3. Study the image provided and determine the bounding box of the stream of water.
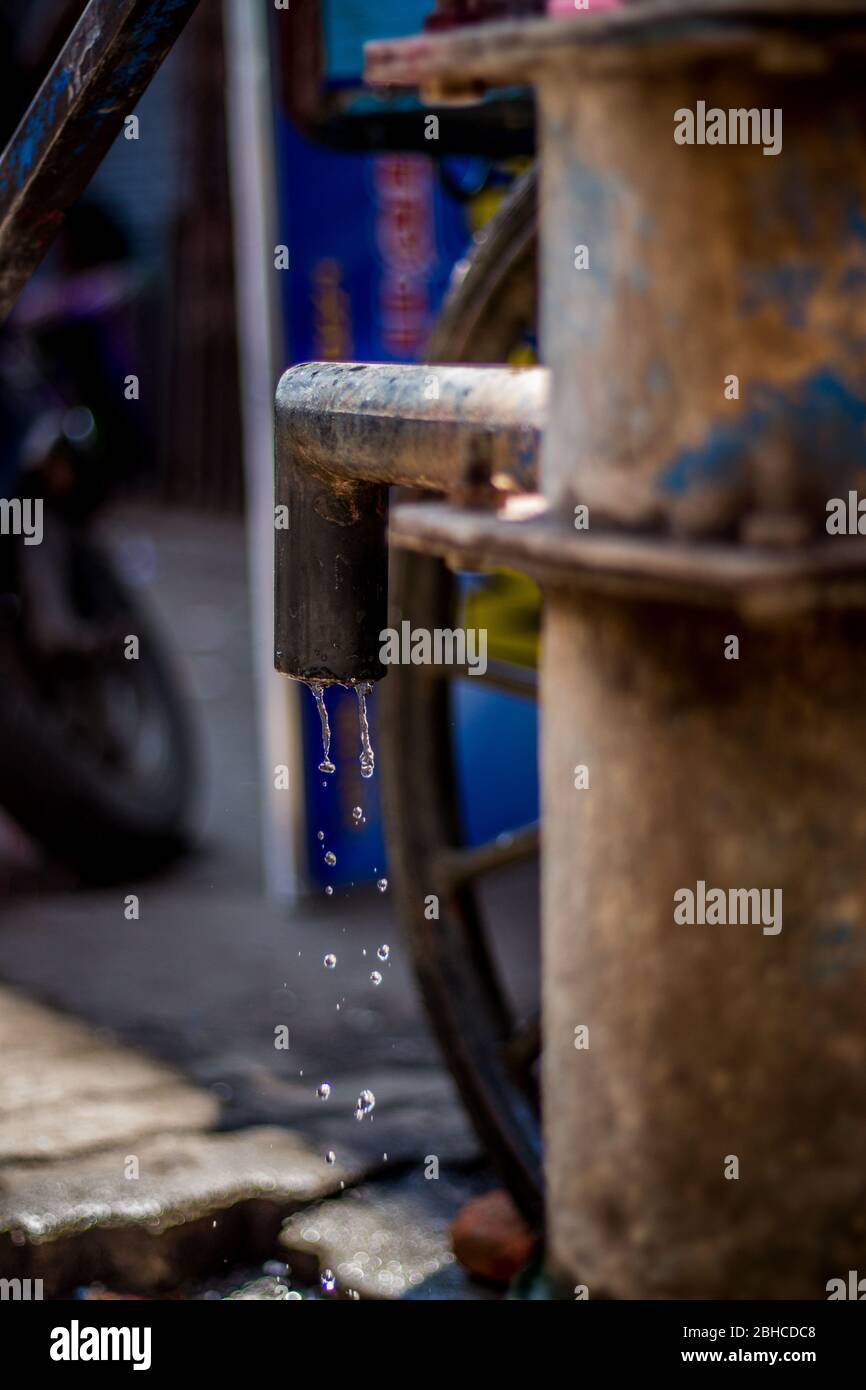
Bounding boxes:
[304,679,376,781]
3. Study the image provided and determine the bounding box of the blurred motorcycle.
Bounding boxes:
[0,214,196,883]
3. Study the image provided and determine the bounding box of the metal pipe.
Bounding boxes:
[0,0,202,320]
[274,362,546,685]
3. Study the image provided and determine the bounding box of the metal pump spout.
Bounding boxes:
[273,360,547,686]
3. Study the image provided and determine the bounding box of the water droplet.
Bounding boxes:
[308,682,336,774]
[317,831,324,841]
[352,806,363,824]
[355,682,375,780]
[370,971,382,986]
[324,954,337,969]
[377,944,390,962]
[317,1082,332,1101]
[325,886,333,897]
[324,851,336,866]
[376,878,388,894]
[325,1150,336,1166]
[354,1088,375,1120]
[321,1269,336,1293]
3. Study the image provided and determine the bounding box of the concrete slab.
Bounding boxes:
[0,1127,366,1296]
[0,986,370,1295]
[0,988,218,1163]
[280,1169,500,1301]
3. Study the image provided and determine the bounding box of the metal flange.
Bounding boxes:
[390,497,866,615]
[366,1,866,94]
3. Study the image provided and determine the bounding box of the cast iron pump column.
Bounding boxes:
[277,1,866,1298]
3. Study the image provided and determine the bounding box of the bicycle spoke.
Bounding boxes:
[433,821,539,891]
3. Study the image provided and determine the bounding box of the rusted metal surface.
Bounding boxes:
[274,0,866,1297]
[276,362,544,495]
[365,2,866,91]
[361,0,866,1299]
[385,5,866,565]
[543,588,866,1298]
[537,29,866,546]
[389,500,866,613]
[273,363,546,685]
[0,0,202,320]
[485,3,866,1300]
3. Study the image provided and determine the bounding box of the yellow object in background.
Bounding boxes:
[463,570,541,671]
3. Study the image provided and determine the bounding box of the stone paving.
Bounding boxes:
[0,509,506,1299]
[0,989,218,1165]
[280,1169,499,1301]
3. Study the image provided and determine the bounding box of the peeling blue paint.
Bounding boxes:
[0,0,198,200]
[657,422,745,497]
[843,193,866,248]
[0,0,201,316]
[841,266,866,294]
[739,264,820,330]
[3,64,73,193]
[808,919,866,984]
[566,161,613,298]
[658,370,866,497]
[645,362,671,397]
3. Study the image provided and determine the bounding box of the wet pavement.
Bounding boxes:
[0,507,506,1299]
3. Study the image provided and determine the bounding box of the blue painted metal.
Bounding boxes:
[0,0,201,319]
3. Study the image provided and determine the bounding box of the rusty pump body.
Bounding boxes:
[275,1,866,1297]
